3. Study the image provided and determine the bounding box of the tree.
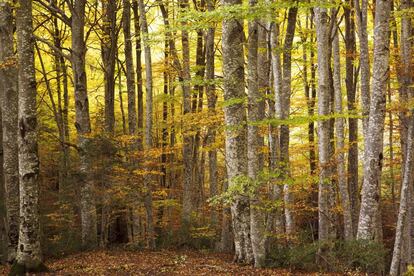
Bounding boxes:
[72,0,97,249]
[247,0,265,266]
[102,0,118,134]
[333,24,353,240]
[123,0,137,135]
[315,5,334,243]
[10,0,46,272]
[0,1,19,262]
[279,6,297,237]
[138,0,155,249]
[222,0,252,263]
[357,0,391,240]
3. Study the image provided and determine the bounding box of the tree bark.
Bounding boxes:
[13,0,46,271]
[247,0,265,266]
[205,0,218,227]
[269,20,285,237]
[180,0,195,226]
[132,0,144,146]
[101,0,118,134]
[0,1,19,262]
[71,0,97,249]
[333,30,353,240]
[354,0,370,140]
[344,3,359,237]
[222,0,252,263]
[123,0,137,136]
[138,0,155,249]
[390,105,414,276]
[315,6,333,242]
[279,7,297,237]
[357,0,390,240]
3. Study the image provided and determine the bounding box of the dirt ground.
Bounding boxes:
[0,249,361,275]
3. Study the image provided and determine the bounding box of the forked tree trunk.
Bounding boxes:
[357,0,391,241]
[222,0,252,263]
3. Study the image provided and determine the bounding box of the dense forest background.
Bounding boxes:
[1,0,414,274]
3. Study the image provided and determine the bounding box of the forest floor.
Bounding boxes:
[0,249,361,275]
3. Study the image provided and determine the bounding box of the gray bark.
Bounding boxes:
[390,0,413,273]
[222,0,252,263]
[390,107,414,276]
[315,6,333,241]
[333,31,353,240]
[270,20,284,237]
[280,7,297,237]
[0,1,19,262]
[14,0,44,269]
[354,0,370,140]
[138,0,155,249]
[357,0,390,240]
[247,0,265,266]
[71,0,97,248]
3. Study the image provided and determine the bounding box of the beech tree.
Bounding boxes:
[357,0,391,241]
[0,1,19,262]
[10,0,46,272]
[222,0,251,263]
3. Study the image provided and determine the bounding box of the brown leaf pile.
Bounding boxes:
[0,249,361,275]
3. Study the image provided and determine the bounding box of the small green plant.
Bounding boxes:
[267,239,387,274]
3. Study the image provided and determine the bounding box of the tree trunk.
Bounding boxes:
[12,0,46,271]
[344,2,359,237]
[279,7,297,237]
[118,61,127,135]
[138,0,155,249]
[269,20,284,237]
[123,0,137,136]
[102,0,117,134]
[247,0,265,266]
[357,0,390,240]
[180,0,195,227]
[71,0,97,249]
[354,0,370,140]
[222,0,252,263]
[390,107,414,276]
[132,0,144,146]
[315,6,333,242]
[0,1,19,263]
[205,0,218,227]
[333,30,353,240]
